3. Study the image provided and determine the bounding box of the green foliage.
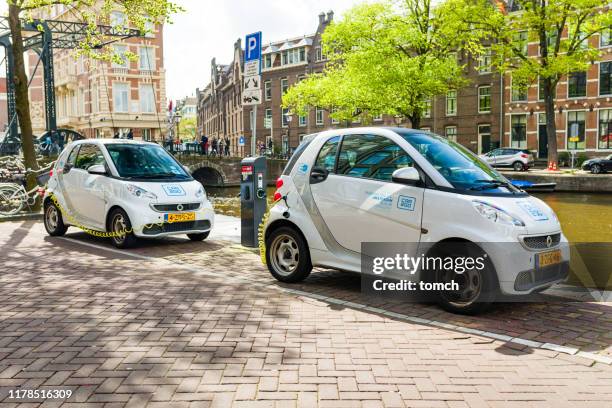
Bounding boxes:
[178,116,196,141]
[283,0,489,127]
[575,152,589,168]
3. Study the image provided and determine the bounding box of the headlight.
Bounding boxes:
[126,184,157,199]
[195,186,207,199]
[472,201,525,227]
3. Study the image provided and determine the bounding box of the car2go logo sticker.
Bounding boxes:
[516,200,549,221]
[397,195,416,211]
[162,185,186,196]
[297,163,309,175]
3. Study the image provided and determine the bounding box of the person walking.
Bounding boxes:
[219,138,225,157]
[211,138,218,157]
[225,137,231,157]
[200,135,208,155]
[126,129,134,140]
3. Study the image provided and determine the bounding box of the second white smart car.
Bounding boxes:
[264,128,569,314]
[43,139,214,248]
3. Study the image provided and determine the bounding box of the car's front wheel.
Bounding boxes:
[432,243,498,315]
[109,208,137,249]
[266,226,312,283]
[187,231,209,241]
[44,200,68,237]
[591,164,602,174]
[513,161,524,172]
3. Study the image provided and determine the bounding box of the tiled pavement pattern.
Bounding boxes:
[0,221,611,407]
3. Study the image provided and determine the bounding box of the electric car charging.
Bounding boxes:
[43,139,215,248]
[263,127,570,314]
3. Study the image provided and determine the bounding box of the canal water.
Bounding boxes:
[207,187,611,288]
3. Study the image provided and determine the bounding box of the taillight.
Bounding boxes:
[521,154,529,159]
[276,177,284,189]
[49,169,53,177]
[273,192,282,202]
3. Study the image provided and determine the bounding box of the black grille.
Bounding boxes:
[143,220,211,235]
[152,203,201,212]
[522,233,561,250]
[514,262,569,291]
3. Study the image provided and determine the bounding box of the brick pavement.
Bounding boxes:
[0,220,611,407]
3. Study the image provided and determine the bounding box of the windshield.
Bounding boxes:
[396,130,520,194]
[105,143,191,181]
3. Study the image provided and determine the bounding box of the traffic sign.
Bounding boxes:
[245,32,262,62]
[243,75,260,91]
[243,89,262,105]
[239,136,245,146]
[244,60,259,77]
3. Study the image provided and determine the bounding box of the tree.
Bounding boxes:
[452,0,612,165]
[283,0,487,128]
[178,116,197,141]
[6,0,180,210]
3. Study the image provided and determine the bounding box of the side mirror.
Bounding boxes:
[392,167,421,186]
[63,163,73,174]
[88,164,107,176]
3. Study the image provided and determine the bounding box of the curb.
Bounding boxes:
[0,212,42,223]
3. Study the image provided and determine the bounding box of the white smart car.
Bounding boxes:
[264,128,569,314]
[43,139,214,248]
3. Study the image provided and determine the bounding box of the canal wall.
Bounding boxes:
[502,171,612,193]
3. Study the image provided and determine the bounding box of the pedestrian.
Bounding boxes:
[113,130,120,139]
[219,138,226,157]
[200,135,208,155]
[126,129,134,140]
[165,133,173,151]
[225,137,231,157]
[211,138,218,157]
[268,139,273,157]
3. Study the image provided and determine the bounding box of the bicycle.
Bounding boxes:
[0,162,54,216]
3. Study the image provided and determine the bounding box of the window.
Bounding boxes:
[420,127,431,132]
[144,18,155,38]
[568,71,587,98]
[282,108,290,127]
[600,62,612,95]
[511,115,527,149]
[264,108,272,129]
[514,31,528,55]
[423,100,431,118]
[112,44,128,69]
[142,129,152,141]
[331,108,339,125]
[511,82,527,102]
[445,126,457,142]
[299,114,307,127]
[315,47,323,62]
[478,124,491,154]
[113,82,129,112]
[336,134,414,182]
[281,135,289,154]
[139,46,155,71]
[567,111,586,150]
[92,83,99,113]
[599,109,612,149]
[281,48,305,66]
[478,86,491,113]
[75,144,106,170]
[281,78,288,94]
[601,28,612,47]
[446,90,457,116]
[478,48,492,73]
[314,136,340,172]
[139,84,155,113]
[373,114,383,122]
[538,76,556,101]
[316,108,324,125]
[264,80,272,101]
[110,11,126,30]
[263,54,272,69]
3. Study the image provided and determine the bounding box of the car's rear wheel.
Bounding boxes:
[187,231,209,241]
[266,226,312,283]
[44,200,67,236]
[591,164,602,174]
[433,243,498,315]
[109,208,137,249]
[513,161,524,172]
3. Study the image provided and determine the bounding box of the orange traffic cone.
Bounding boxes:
[547,161,553,171]
[552,162,558,171]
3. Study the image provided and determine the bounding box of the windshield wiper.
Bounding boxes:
[469,179,513,191]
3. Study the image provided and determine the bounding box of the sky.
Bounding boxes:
[163,0,359,101]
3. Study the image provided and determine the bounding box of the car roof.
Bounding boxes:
[71,138,159,146]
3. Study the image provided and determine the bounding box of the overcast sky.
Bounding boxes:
[164,0,359,101]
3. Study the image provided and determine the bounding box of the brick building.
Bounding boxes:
[28,3,167,141]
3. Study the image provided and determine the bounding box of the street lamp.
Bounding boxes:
[286,114,293,157]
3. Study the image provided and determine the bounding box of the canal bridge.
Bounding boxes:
[177,156,288,187]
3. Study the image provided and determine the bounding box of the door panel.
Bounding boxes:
[70,144,108,228]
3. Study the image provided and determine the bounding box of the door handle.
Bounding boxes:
[310,166,329,184]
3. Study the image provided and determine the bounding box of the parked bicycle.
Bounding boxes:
[0,162,54,216]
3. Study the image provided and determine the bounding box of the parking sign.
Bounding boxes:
[245,32,262,62]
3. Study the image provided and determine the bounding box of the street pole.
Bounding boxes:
[252,105,257,157]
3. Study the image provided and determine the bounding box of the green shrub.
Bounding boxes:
[575,153,589,168]
[558,151,570,166]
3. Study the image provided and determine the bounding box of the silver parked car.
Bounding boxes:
[480,148,534,171]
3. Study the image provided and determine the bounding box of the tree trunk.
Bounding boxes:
[408,114,420,129]
[8,4,40,210]
[543,77,558,167]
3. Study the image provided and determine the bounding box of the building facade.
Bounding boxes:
[28,3,167,141]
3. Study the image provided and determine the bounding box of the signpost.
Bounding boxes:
[244,32,262,157]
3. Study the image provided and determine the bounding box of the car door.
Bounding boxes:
[483,149,499,165]
[70,143,109,229]
[310,133,424,254]
[605,155,612,171]
[57,144,82,216]
[495,149,514,166]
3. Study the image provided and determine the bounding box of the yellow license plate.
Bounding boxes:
[537,249,562,268]
[165,212,195,223]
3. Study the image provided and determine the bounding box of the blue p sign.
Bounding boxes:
[245,32,262,62]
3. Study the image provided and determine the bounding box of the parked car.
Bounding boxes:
[480,148,534,171]
[581,154,612,174]
[264,128,569,314]
[43,139,215,248]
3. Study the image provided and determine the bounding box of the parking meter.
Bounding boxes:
[241,156,267,247]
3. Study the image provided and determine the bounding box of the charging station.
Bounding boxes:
[240,156,267,247]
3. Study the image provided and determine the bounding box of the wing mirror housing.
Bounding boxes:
[88,164,107,176]
[392,167,421,186]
